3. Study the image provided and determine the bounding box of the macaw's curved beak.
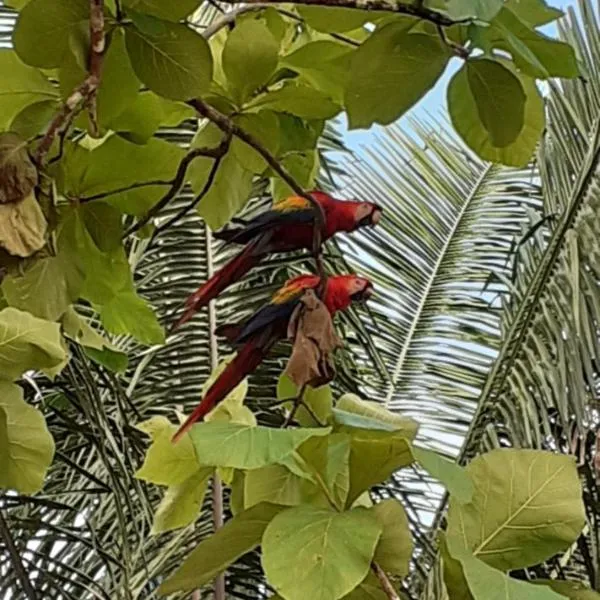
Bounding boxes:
[370,206,383,226]
[352,281,374,303]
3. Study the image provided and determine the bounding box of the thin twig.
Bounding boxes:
[436,24,470,59]
[80,180,173,202]
[0,509,37,600]
[123,138,231,237]
[282,384,307,428]
[216,0,465,26]
[34,0,106,166]
[201,4,265,38]
[372,563,401,600]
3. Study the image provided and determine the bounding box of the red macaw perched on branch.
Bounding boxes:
[171,191,382,330]
[171,273,374,442]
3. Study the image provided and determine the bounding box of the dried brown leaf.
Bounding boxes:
[0,132,38,204]
[284,289,343,389]
[0,191,47,257]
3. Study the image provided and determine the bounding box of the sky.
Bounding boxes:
[341,0,576,152]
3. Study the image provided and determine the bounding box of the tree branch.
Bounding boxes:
[372,563,401,600]
[123,138,231,237]
[0,508,37,600]
[216,0,461,26]
[187,98,326,281]
[34,0,106,166]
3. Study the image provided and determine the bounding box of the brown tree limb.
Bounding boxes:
[123,138,231,237]
[216,0,463,26]
[34,0,106,166]
[372,563,401,600]
[187,98,326,282]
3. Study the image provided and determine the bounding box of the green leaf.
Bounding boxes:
[2,210,85,321]
[346,429,414,506]
[464,58,526,148]
[62,306,116,351]
[188,124,254,230]
[122,0,201,21]
[439,533,473,600]
[270,150,319,201]
[110,92,195,143]
[278,114,324,153]
[460,555,568,600]
[413,446,474,503]
[100,289,164,345]
[425,0,503,21]
[189,422,331,470]
[10,100,57,139]
[125,13,212,101]
[159,502,284,594]
[0,308,67,380]
[247,79,341,120]
[505,0,563,27]
[281,41,352,104]
[84,346,128,373]
[532,580,600,600]
[370,499,412,577]
[446,449,585,571]
[345,26,450,129]
[61,135,185,215]
[297,6,381,33]
[262,505,382,600]
[448,59,544,166]
[342,572,389,600]
[231,111,280,174]
[277,376,334,427]
[13,0,89,68]
[0,381,54,493]
[487,8,579,79]
[0,51,59,131]
[151,467,213,534]
[135,416,199,486]
[334,394,419,437]
[223,18,279,103]
[59,28,140,130]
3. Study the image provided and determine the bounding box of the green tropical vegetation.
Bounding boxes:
[1,0,600,599]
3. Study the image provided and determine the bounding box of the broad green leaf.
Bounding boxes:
[223,19,279,103]
[110,92,195,143]
[84,346,128,373]
[371,499,412,576]
[342,572,389,600]
[122,0,201,21]
[231,111,280,174]
[297,6,382,33]
[532,580,600,599]
[277,374,333,427]
[189,422,331,469]
[59,29,140,130]
[281,41,352,104]
[261,7,289,43]
[230,469,245,515]
[335,394,418,437]
[2,210,85,321]
[0,308,67,380]
[463,58,526,148]
[505,0,563,27]
[439,533,473,600]
[80,201,123,252]
[460,555,567,600]
[345,26,450,129]
[125,13,212,101]
[346,429,414,506]
[446,449,585,571]
[263,505,382,600]
[13,0,88,68]
[100,289,164,345]
[270,150,319,201]
[159,502,284,594]
[188,124,254,230]
[0,381,54,493]
[413,446,474,503]
[0,51,58,130]
[151,467,213,534]
[425,0,503,21]
[135,416,199,486]
[61,136,185,215]
[448,59,544,166]
[488,8,579,79]
[10,100,57,139]
[247,80,341,120]
[62,306,117,352]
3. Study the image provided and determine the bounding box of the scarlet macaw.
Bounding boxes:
[171,273,374,442]
[172,191,381,330]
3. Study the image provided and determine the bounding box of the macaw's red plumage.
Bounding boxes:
[171,274,374,442]
[171,191,382,330]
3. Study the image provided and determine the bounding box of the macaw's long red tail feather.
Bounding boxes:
[171,241,263,331]
[171,343,266,443]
